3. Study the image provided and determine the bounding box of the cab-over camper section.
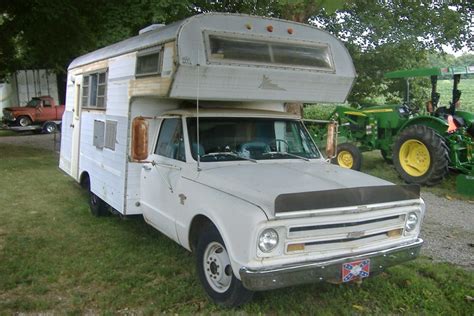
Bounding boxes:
[59,13,356,215]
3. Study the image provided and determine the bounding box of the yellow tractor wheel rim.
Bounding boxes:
[399,139,431,177]
[337,150,354,169]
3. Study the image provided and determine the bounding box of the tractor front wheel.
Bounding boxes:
[393,125,449,186]
[332,143,362,171]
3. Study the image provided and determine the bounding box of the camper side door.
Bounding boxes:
[140,118,186,242]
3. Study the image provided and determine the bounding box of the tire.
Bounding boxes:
[393,125,449,186]
[331,142,362,171]
[17,116,32,127]
[196,225,253,307]
[381,149,393,164]
[84,176,109,217]
[43,122,57,134]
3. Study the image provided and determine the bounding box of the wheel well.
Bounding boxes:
[17,114,33,121]
[189,215,215,252]
[79,172,90,189]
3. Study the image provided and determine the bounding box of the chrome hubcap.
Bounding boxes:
[46,124,55,133]
[203,241,232,293]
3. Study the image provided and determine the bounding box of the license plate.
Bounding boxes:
[342,259,370,283]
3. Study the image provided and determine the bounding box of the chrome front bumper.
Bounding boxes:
[240,238,423,291]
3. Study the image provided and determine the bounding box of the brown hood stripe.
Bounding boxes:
[275,184,420,213]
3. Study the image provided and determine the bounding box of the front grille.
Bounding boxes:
[284,202,420,256]
[289,215,401,232]
[2,110,13,120]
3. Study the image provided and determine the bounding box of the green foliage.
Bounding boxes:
[314,1,472,104]
[0,143,473,313]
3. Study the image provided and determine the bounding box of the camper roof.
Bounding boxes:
[162,108,300,119]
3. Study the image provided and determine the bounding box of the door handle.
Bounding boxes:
[142,165,152,171]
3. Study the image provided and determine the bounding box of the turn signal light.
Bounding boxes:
[387,229,402,238]
[287,243,305,252]
[267,25,273,32]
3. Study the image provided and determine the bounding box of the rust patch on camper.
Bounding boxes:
[129,77,172,97]
[80,60,109,74]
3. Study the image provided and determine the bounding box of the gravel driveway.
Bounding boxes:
[1,133,473,269]
[420,192,473,270]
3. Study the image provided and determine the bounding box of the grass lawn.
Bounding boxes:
[0,130,18,137]
[0,144,473,314]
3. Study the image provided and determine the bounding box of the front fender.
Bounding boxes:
[176,178,269,279]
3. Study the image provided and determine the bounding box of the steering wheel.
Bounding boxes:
[267,139,289,152]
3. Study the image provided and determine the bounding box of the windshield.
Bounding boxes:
[187,117,320,162]
[26,98,42,107]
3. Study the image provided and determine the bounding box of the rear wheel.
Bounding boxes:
[83,175,109,217]
[196,225,253,307]
[331,142,362,171]
[393,125,449,185]
[43,122,57,134]
[17,116,31,127]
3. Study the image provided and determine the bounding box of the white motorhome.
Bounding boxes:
[59,13,424,307]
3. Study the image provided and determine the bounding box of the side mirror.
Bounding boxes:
[325,121,338,159]
[131,116,149,161]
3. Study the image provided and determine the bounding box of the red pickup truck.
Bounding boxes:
[2,96,65,131]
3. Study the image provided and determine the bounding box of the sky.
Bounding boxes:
[442,44,473,57]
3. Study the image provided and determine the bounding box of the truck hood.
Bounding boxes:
[190,161,394,218]
[4,106,32,112]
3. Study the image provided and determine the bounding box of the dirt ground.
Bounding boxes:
[0,132,472,270]
[0,132,61,152]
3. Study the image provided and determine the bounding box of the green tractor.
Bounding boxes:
[327,66,474,196]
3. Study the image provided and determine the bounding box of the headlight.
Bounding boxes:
[258,228,279,253]
[405,212,419,232]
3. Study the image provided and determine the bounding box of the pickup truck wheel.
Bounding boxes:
[196,226,253,307]
[43,122,57,134]
[17,116,31,127]
[89,190,109,217]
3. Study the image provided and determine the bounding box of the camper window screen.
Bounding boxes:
[82,71,107,109]
[136,51,161,76]
[208,34,333,71]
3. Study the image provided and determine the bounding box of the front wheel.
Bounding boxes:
[17,116,32,127]
[196,225,253,307]
[331,142,362,171]
[393,125,449,186]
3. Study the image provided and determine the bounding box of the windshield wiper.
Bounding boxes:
[200,152,257,163]
[265,151,310,161]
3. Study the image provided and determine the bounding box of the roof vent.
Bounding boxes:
[139,24,166,35]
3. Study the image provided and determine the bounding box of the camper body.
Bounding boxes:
[59,13,424,307]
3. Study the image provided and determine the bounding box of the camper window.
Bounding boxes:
[136,47,162,76]
[206,34,333,71]
[82,70,107,109]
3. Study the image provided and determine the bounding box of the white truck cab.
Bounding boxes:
[59,13,424,307]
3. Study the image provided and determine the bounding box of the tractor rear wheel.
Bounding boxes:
[393,125,449,186]
[332,143,362,171]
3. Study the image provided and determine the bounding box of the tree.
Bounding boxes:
[313,1,473,104]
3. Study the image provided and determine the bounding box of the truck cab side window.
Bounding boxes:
[155,118,185,162]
